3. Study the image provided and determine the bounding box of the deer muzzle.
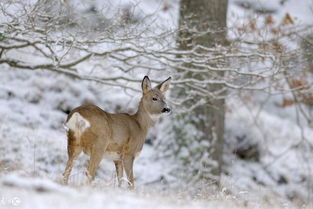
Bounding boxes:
[162,107,171,113]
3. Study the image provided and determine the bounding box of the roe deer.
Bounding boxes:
[63,76,171,189]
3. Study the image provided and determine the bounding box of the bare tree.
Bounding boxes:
[2,0,311,190]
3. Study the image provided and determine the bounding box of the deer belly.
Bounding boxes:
[103,152,121,161]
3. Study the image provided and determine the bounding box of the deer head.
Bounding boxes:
[141,76,171,115]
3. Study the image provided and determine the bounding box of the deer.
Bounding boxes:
[63,76,171,189]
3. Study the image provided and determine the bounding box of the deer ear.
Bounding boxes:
[142,76,151,94]
[156,77,171,93]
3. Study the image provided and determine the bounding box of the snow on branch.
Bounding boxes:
[0,0,311,112]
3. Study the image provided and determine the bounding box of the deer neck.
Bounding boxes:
[134,100,156,132]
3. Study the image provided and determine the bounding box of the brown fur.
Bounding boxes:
[63,76,171,189]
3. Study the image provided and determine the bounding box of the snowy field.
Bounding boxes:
[1,0,313,208]
[0,174,287,209]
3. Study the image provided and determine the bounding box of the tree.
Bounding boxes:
[173,0,228,184]
[1,0,303,188]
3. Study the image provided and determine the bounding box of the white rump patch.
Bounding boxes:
[65,112,90,138]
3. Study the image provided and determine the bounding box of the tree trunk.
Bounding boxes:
[175,0,228,183]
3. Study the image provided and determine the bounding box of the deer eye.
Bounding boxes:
[152,97,158,101]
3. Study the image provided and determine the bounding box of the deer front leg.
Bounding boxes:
[123,155,135,189]
[114,160,123,187]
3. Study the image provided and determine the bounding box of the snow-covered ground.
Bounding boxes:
[0,68,300,209]
[2,173,295,209]
[1,0,313,208]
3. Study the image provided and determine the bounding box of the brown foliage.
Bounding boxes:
[265,15,274,25]
[281,79,313,107]
[281,13,294,25]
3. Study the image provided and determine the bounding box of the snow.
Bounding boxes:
[224,94,313,205]
[0,174,301,209]
[1,69,306,209]
[1,0,313,208]
[231,0,313,24]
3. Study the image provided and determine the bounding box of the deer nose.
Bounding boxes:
[162,107,171,113]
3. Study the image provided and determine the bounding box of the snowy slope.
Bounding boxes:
[1,0,313,208]
[1,173,302,209]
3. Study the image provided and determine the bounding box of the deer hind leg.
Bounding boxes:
[123,155,135,189]
[114,160,123,187]
[63,132,82,184]
[85,141,108,183]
